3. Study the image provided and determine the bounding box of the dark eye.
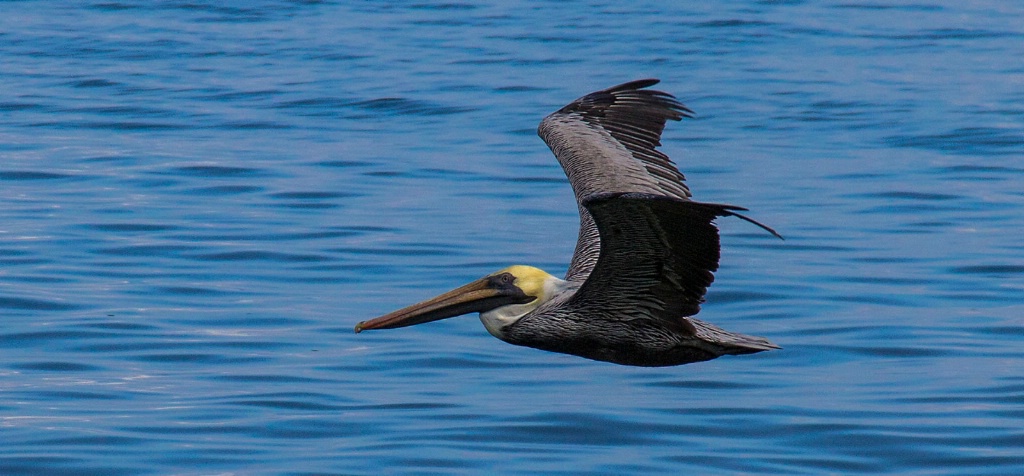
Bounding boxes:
[502,273,514,285]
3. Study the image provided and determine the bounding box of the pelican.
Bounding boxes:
[355,79,781,367]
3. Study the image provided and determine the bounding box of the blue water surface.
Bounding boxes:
[2,1,1023,474]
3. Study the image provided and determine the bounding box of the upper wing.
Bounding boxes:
[538,79,693,282]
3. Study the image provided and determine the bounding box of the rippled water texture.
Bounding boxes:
[2,1,1023,474]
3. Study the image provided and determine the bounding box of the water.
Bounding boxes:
[2,1,1022,474]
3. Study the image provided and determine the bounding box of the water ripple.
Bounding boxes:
[2,1,1023,474]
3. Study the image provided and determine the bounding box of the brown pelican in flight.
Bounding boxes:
[355,79,781,367]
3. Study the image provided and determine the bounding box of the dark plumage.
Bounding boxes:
[356,79,780,367]
[501,192,778,366]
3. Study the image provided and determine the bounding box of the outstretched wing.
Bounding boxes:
[538,79,693,282]
[507,192,780,362]
[563,193,745,324]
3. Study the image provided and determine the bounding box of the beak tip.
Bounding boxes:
[354,322,365,334]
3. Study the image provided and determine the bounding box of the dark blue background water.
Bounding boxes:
[2,1,1022,474]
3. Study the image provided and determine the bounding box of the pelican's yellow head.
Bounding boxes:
[354,264,567,340]
[477,265,565,339]
[493,265,555,301]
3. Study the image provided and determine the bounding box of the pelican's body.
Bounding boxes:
[356,79,780,367]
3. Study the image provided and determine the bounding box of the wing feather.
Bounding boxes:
[564,193,741,324]
[538,79,693,281]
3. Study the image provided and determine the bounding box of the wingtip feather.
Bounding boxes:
[606,78,661,92]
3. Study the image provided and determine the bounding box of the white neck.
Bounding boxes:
[479,276,569,339]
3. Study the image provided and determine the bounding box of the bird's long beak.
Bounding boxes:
[355,277,519,333]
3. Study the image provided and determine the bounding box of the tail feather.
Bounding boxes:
[687,317,780,355]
